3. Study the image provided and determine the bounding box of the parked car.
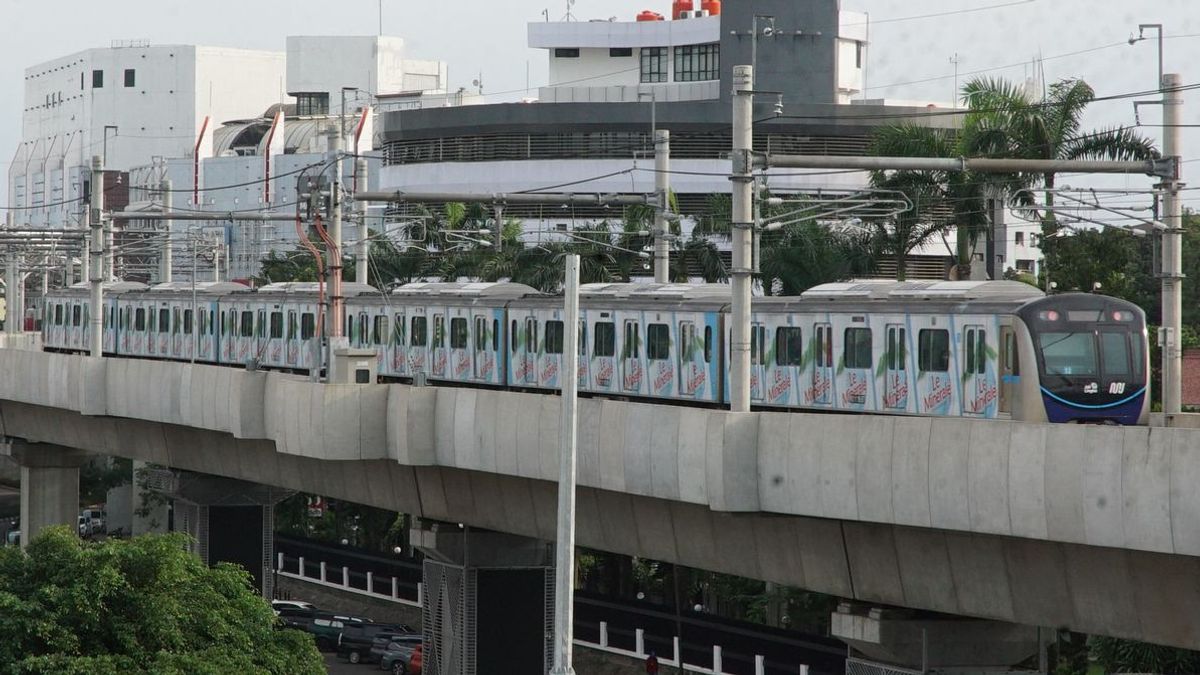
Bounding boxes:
[5,530,19,547]
[80,507,105,535]
[280,611,371,651]
[337,623,415,664]
[77,516,89,537]
[379,639,423,674]
[271,599,316,615]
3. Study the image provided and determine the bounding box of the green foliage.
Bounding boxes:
[1090,635,1200,674]
[0,527,323,675]
[78,457,131,506]
[275,493,407,554]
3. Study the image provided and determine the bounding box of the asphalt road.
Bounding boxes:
[324,652,368,674]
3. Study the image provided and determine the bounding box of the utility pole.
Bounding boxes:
[328,125,345,344]
[653,129,671,283]
[160,179,173,283]
[550,253,580,675]
[88,155,104,357]
[3,247,17,335]
[355,157,369,286]
[1161,72,1184,417]
[729,65,754,413]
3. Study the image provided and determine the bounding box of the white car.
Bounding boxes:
[271,600,316,615]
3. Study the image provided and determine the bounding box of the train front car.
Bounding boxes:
[1017,294,1149,425]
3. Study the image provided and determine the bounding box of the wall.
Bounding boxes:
[718,0,840,105]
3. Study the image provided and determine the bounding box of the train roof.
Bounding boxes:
[148,281,252,294]
[390,281,539,299]
[257,282,380,297]
[580,283,732,301]
[802,280,1044,303]
[63,281,149,294]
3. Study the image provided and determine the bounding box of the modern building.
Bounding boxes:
[376,0,1043,280]
[8,35,451,281]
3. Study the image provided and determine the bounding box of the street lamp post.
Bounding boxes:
[1129,23,1164,87]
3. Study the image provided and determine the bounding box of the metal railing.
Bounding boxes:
[845,657,923,675]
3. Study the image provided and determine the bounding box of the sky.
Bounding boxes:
[3,0,1198,212]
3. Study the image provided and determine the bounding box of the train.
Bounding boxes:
[41,278,1150,425]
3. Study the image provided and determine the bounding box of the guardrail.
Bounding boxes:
[275,552,423,608]
[576,620,813,675]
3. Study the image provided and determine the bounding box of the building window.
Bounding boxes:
[1015,232,1025,246]
[92,69,103,88]
[640,47,667,83]
[554,48,580,58]
[674,43,720,82]
[610,47,633,57]
[294,92,329,116]
[856,42,864,69]
[124,69,135,87]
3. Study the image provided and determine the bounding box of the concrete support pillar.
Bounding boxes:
[412,523,555,675]
[1,439,87,548]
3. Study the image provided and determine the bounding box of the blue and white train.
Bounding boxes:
[41,279,1150,425]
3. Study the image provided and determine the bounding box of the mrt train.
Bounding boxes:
[41,279,1150,425]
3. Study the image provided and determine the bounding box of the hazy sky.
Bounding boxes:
[3,0,1198,211]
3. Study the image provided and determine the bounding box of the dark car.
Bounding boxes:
[371,633,423,667]
[337,623,415,664]
[276,609,372,651]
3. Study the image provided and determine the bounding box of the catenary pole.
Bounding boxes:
[88,155,104,357]
[355,157,369,286]
[550,253,580,675]
[730,65,754,413]
[328,125,345,342]
[160,179,173,283]
[3,248,16,335]
[1162,72,1184,417]
[654,129,671,283]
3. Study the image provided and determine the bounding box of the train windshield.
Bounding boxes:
[1038,332,1097,376]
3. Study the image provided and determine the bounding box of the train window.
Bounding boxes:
[172,309,181,335]
[148,308,157,332]
[594,322,615,357]
[1101,332,1131,376]
[545,320,565,354]
[121,307,130,330]
[183,310,193,335]
[158,309,169,333]
[511,320,518,352]
[648,323,670,360]
[451,317,469,349]
[918,329,950,372]
[358,315,369,345]
[53,304,62,326]
[494,320,500,352]
[679,322,696,361]
[525,318,538,353]
[622,321,640,359]
[269,312,283,339]
[1003,331,1019,375]
[411,316,428,347]
[374,316,388,345]
[844,327,872,369]
[886,326,906,371]
[257,311,267,339]
[965,329,975,376]
[432,315,445,348]
[286,312,296,340]
[1131,332,1144,377]
[814,324,833,368]
[1039,332,1097,376]
[393,316,406,346]
[475,317,488,351]
[301,313,316,340]
[72,305,82,327]
[975,330,986,374]
[135,308,146,332]
[579,320,586,356]
[704,325,713,363]
[240,311,253,337]
[776,327,804,366]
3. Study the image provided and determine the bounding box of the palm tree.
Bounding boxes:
[866,168,957,280]
[759,221,877,295]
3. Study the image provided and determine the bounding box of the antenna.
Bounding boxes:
[563,0,576,21]
[472,72,484,95]
[949,52,963,104]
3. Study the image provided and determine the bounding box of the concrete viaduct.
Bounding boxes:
[1,342,1199,654]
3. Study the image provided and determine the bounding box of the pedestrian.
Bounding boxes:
[645,649,659,674]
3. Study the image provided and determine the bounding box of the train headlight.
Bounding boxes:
[1038,310,1060,321]
[1111,311,1134,322]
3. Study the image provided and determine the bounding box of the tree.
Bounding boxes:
[1090,635,1200,674]
[960,76,1158,273]
[866,168,956,280]
[0,527,323,675]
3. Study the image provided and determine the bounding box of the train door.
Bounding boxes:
[590,314,617,393]
[473,313,497,382]
[999,325,1017,415]
[408,309,429,377]
[132,305,147,355]
[678,320,702,398]
[263,308,283,365]
[540,312,564,389]
[119,305,131,353]
[620,317,643,393]
[253,308,267,364]
[961,324,991,416]
[511,313,538,386]
[105,304,117,354]
[806,322,831,406]
[285,310,299,366]
[840,321,873,411]
[172,307,184,358]
[146,304,158,356]
[770,321,803,406]
[448,310,472,382]
[646,317,674,398]
[389,309,407,376]
[749,322,766,402]
[430,312,447,378]
[883,323,909,411]
[158,305,172,356]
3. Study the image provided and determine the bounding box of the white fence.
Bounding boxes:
[275,552,423,608]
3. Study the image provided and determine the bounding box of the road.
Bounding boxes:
[324,652,371,674]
